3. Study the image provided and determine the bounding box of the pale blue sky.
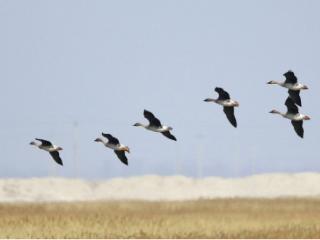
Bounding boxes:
[0,0,319,179]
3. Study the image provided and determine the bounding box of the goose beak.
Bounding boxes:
[304,116,311,120]
[303,86,309,90]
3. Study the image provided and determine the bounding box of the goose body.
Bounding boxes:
[145,125,172,133]
[95,133,130,165]
[30,138,63,166]
[283,83,307,91]
[133,110,177,141]
[267,71,308,106]
[204,87,239,128]
[278,112,310,121]
[270,97,310,138]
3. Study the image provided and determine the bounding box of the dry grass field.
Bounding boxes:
[0,198,320,238]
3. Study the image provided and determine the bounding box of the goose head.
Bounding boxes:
[94,138,104,143]
[204,98,215,102]
[302,85,308,90]
[269,109,281,115]
[133,123,144,127]
[267,80,279,85]
[233,101,240,107]
[29,141,41,147]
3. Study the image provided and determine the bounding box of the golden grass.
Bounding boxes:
[0,198,320,238]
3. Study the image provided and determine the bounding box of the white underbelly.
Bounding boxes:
[217,100,235,107]
[147,126,167,133]
[284,83,302,91]
[284,113,303,121]
[39,146,54,152]
[106,143,120,150]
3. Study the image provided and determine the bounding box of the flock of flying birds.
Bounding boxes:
[30,70,310,166]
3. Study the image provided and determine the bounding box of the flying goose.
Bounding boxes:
[204,87,239,128]
[270,97,311,138]
[267,70,308,106]
[30,138,63,166]
[133,110,177,141]
[95,133,130,165]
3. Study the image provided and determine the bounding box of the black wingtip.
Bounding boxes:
[162,131,177,141]
[168,136,177,141]
[55,159,63,166]
[170,134,177,141]
[56,159,63,166]
[298,133,304,139]
[296,101,302,107]
[120,159,128,166]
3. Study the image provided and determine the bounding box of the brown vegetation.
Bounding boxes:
[0,198,320,238]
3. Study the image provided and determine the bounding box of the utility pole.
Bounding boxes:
[197,144,204,178]
[175,146,182,175]
[73,121,79,178]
